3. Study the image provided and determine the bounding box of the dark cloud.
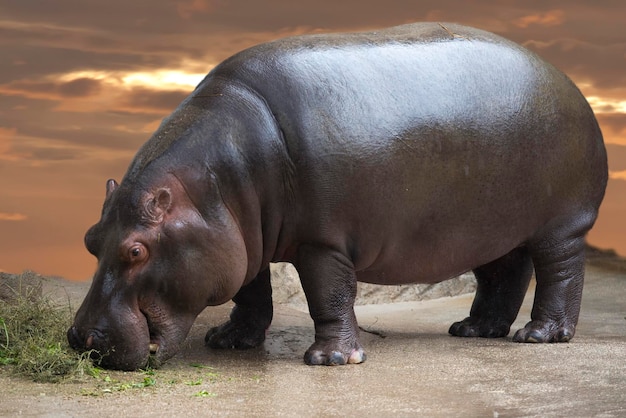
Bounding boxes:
[0,45,112,82]
[0,79,58,96]
[120,88,189,114]
[0,77,100,101]
[14,124,148,154]
[522,39,626,89]
[0,43,200,84]
[597,114,626,133]
[597,114,626,146]
[0,96,153,155]
[0,1,178,35]
[58,77,102,97]
[0,26,208,84]
[27,147,83,161]
[3,0,624,41]
[0,76,102,100]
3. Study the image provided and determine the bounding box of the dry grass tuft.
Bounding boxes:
[0,271,96,382]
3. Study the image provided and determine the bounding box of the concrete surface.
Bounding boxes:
[1,262,625,417]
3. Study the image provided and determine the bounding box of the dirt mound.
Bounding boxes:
[0,271,43,303]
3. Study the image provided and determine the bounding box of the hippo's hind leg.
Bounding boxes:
[449,247,533,338]
[513,223,589,343]
[296,244,365,366]
[205,268,273,349]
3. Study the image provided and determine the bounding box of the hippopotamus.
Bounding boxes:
[67,22,608,370]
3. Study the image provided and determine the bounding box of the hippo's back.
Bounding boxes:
[208,23,583,136]
[206,23,604,175]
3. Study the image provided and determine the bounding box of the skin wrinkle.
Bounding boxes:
[212,76,297,223]
[170,171,201,212]
[212,169,249,277]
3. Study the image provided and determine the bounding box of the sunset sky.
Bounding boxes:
[1,1,625,280]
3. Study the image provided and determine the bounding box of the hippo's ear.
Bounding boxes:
[143,188,172,224]
[105,179,119,198]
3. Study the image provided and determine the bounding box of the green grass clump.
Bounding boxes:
[0,271,96,382]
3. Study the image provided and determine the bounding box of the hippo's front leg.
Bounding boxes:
[205,268,273,349]
[296,244,366,366]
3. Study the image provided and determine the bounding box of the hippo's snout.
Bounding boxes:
[67,323,152,370]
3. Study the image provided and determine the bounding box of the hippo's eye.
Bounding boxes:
[128,245,147,261]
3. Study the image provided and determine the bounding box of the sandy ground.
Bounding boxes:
[1,260,625,417]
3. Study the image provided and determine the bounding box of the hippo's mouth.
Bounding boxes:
[139,305,187,368]
[141,308,165,359]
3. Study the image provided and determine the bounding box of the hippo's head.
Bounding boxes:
[68,172,247,370]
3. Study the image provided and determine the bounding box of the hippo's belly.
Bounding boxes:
[287,118,567,285]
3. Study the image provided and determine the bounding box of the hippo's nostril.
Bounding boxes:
[86,334,94,349]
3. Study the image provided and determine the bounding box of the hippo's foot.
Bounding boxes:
[448,316,511,338]
[304,339,366,366]
[205,320,267,349]
[206,270,273,350]
[512,320,574,343]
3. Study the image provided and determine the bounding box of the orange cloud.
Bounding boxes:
[0,212,27,221]
[610,170,626,181]
[596,115,626,147]
[0,67,206,116]
[0,127,16,151]
[514,10,565,28]
[0,77,102,101]
[587,97,626,114]
[0,127,27,161]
